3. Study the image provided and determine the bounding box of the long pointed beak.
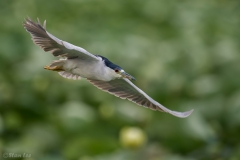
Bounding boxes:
[120,70,136,81]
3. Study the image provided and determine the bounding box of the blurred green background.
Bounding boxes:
[0,0,240,160]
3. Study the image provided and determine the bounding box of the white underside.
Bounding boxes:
[62,58,121,81]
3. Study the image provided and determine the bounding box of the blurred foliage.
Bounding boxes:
[0,0,240,160]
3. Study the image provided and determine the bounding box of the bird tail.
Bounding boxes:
[44,60,65,71]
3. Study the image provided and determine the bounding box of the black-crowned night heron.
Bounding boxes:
[23,18,193,118]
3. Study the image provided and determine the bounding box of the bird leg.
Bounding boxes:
[44,65,64,71]
[44,60,65,71]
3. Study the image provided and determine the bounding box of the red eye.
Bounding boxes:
[115,69,119,72]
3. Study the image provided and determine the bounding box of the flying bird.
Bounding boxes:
[23,18,193,118]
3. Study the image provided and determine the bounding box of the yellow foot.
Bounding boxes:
[44,65,64,71]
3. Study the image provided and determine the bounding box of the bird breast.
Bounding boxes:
[63,59,121,81]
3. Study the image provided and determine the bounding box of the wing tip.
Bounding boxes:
[23,17,47,31]
[169,109,194,118]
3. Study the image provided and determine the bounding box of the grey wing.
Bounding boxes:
[87,78,193,118]
[23,17,99,61]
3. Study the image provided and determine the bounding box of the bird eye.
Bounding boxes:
[115,69,119,72]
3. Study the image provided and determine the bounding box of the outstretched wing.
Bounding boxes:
[23,17,99,61]
[87,78,193,118]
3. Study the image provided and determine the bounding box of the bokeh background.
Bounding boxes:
[0,0,240,160]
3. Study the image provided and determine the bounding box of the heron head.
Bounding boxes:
[97,55,136,81]
[114,68,136,81]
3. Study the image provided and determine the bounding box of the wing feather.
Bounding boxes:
[87,78,193,118]
[58,71,81,80]
[23,17,99,61]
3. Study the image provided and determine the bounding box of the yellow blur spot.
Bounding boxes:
[120,126,147,149]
